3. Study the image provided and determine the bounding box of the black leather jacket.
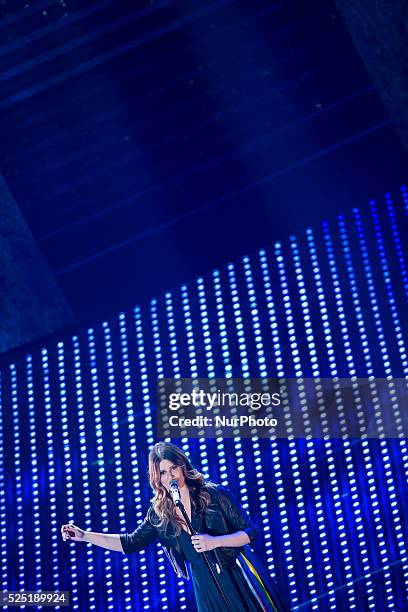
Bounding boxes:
[120,484,259,579]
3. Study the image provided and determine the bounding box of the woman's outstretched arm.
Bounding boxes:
[61,524,124,552]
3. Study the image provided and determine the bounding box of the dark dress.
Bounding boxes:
[120,484,290,611]
[178,506,262,612]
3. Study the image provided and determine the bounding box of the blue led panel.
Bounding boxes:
[0,188,407,610]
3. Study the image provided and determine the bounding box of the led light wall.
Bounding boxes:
[1,188,408,611]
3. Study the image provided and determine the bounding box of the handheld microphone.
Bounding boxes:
[169,479,181,505]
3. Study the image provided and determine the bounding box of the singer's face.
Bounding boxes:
[159,459,185,490]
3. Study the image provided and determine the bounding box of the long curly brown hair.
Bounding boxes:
[149,441,213,535]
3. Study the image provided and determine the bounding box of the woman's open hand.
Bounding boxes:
[61,524,85,542]
[191,533,217,552]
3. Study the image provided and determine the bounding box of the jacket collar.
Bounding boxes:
[163,519,178,540]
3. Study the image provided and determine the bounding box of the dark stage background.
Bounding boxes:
[1,0,408,336]
[1,189,408,610]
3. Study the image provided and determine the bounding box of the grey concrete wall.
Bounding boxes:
[336,0,408,153]
[0,174,74,354]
